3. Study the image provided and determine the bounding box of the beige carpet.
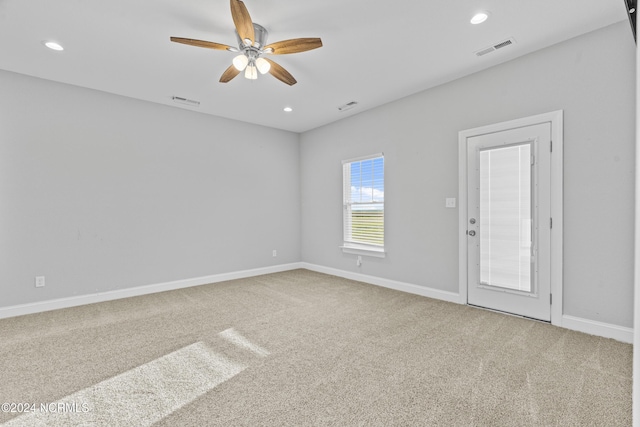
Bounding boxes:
[0,269,632,426]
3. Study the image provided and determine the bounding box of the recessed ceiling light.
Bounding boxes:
[43,41,64,51]
[470,12,489,25]
[283,107,293,113]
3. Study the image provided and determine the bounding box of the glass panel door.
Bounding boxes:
[465,120,552,322]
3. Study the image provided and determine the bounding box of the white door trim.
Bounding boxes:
[458,111,563,326]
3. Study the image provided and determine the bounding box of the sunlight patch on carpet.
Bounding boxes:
[219,327,270,357]
[2,342,245,426]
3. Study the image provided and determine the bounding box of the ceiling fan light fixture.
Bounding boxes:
[255,57,271,74]
[233,54,249,71]
[170,4,321,86]
[245,64,258,80]
[470,11,490,25]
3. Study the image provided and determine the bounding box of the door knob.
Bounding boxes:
[469,230,476,236]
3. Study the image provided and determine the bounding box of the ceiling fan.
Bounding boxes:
[170,0,323,86]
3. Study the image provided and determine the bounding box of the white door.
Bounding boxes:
[466,123,551,321]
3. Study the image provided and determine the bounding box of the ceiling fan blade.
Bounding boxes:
[264,38,323,55]
[170,37,236,51]
[230,0,255,45]
[220,64,241,83]
[264,58,297,86]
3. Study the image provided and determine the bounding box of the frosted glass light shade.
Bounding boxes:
[245,64,258,80]
[255,57,271,74]
[233,55,249,71]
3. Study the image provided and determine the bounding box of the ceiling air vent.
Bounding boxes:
[475,37,516,57]
[338,101,358,112]
[172,96,200,107]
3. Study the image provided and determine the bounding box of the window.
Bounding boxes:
[342,154,385,257]
[479,143,532,291]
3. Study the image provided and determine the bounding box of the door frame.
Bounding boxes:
[458,111,563,326]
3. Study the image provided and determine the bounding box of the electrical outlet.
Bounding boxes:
[272,250,277,257]
[356,256,362,267]
[35,276,45,288]
[446,198,457,208]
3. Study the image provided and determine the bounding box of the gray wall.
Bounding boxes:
[0,70,300,307]
[300,22,636,328]
[0,22,635,330]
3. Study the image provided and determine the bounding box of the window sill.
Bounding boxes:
[340,244,386,258]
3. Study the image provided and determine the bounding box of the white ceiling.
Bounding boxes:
[0,0,629,133]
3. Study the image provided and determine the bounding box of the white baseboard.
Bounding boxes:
[300,262,463,304]
[301,263,633,344]
[0,263,304,320]
[2,262,632,344]
[560,315,633,344]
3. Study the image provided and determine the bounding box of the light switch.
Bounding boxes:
[446,198,456,208]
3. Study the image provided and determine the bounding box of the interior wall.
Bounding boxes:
[300,22,636,328]
[633,18,639,423]
[0,70,301,307]
[0,22,634,330]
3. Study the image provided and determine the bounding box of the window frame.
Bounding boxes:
[340,153,386,258]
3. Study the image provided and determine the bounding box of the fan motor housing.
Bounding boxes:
[236,23,269,49]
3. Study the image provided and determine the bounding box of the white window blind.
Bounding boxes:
[343,154,384,249]
[479,143,532,292]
